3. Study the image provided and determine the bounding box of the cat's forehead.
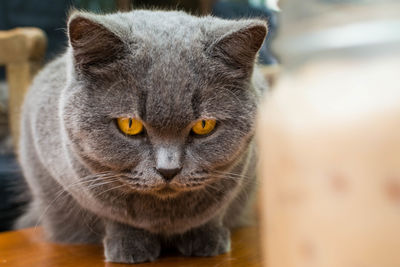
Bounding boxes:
[139,61,202,131]
[143,91,197,132]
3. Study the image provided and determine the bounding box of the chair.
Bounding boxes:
[0,28,47,150]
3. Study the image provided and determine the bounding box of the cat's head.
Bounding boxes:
[62,10,267,198]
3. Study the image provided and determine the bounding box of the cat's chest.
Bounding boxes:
[120,192,228,233]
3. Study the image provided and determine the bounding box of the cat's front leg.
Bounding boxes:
[103,220,161,263]
[175,222,231,257]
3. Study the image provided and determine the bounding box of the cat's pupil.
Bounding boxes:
[201,120,206,128]
[129,118,133,128]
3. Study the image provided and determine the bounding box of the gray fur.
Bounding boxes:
[16,10,268,263]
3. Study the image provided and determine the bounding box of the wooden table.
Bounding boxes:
[0,226,262,267]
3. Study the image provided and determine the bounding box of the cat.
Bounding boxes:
[15,9,268,263]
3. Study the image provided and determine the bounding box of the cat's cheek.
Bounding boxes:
[189,133,246,168]
[74,122,148,171]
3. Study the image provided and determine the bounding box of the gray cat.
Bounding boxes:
[15,9,268,263]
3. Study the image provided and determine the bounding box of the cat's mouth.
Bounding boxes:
[116,173,210,197]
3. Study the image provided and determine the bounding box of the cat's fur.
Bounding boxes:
[15,10,268,263]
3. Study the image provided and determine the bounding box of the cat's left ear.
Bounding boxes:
[67,11,126,78]
[210,20,267,72]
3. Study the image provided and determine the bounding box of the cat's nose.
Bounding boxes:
[156,167,182,181]
[155,146,182,181]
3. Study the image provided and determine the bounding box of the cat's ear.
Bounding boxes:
[67,12,125,77]
[210,21,267,71]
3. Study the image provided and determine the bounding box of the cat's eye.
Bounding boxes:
[117,118,144,135]
[191,119,216,135]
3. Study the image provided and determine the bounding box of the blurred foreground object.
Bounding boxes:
[258,52,400,267]
[258,1,400,265]
[0,28,46,149]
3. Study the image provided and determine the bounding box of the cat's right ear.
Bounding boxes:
[67,12,126,78]
[208,21,267,75]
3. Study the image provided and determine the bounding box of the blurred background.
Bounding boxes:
[0,0,399,235]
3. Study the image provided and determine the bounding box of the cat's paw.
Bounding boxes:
[103,233,161,263]
[176,225,231,257]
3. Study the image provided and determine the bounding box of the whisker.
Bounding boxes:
[93,184,127,198]
[86,177,121,190]
[211,174,252,183]
[212,170,252,179]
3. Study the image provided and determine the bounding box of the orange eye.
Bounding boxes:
[117,118,143,135]
[192,119,216,135]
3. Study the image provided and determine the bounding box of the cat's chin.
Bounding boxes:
[151,184,205,199]
[153,186,182,199]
